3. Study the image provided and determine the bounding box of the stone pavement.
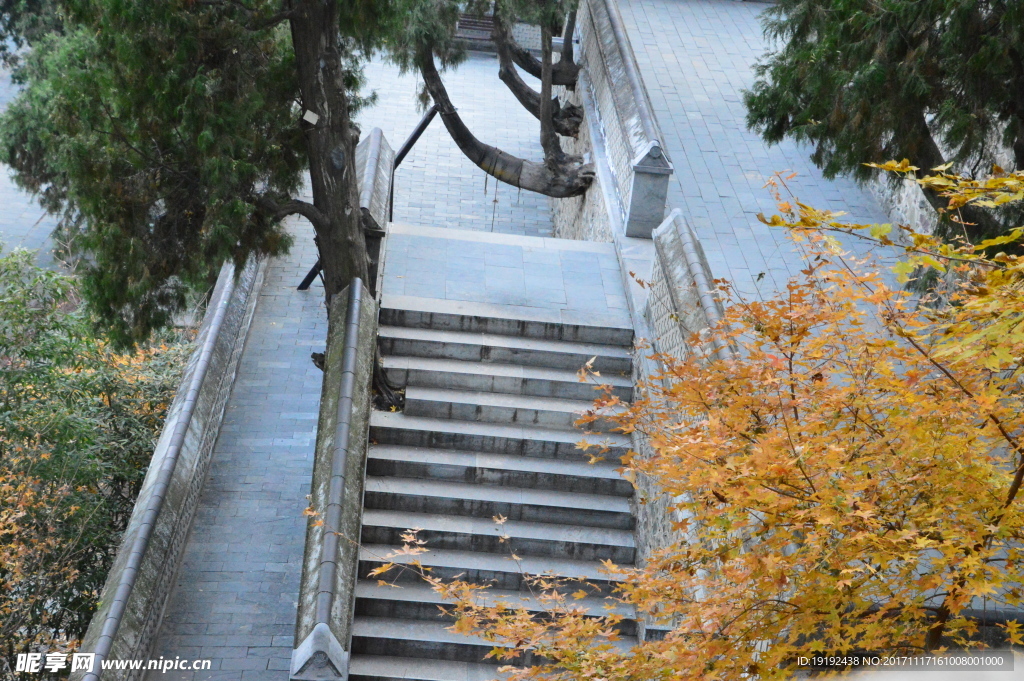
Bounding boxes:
[357,55,553,237]
[0,66,59,268]
[145,216,325,681]
[617,0,890,298]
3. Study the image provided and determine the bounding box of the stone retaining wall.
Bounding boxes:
[291,282,377,681]
[553,0,672,242]
[73,258,266,681]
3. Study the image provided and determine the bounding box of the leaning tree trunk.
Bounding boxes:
[505,11,580,87]
[492,5,582,137]
[287,0,369,302]
[417,48,594,198]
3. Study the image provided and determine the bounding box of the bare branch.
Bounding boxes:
[256,196,329,230]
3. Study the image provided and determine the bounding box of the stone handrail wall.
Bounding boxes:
[356,128,395,294]
[555,0,672,241]
[631,210,729,584]
[290,281,377,681]
[72,258,266,681]
[646,209,731,363]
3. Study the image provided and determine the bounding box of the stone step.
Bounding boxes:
[379,299,634,347]
[370,411,630,462]
[404,387,622,433]
[382,355,633,402]
[366,445,634,497]
[353,581,637,636]
[359,509,636,564]
[378,326,632,374]
[349,655,511,681]
[358,544,625,593]
[363,476,634,530]
[351,617,504,664]
[351,615,635,665]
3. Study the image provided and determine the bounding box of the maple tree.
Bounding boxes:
[377,167,1024,679]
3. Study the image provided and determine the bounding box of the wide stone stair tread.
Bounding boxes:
[408,386,594,413]
[349,654,513,681]
[379,295,635,346]
[363,476,633,529]
[359,300,638,674]
[353,616,492,648]
[382,355,632,401]
[351,617,501,663]
[360,509,635,563]
[403,386,623,432]
[378,325,632,372]
[351,616,636,661]
[366,445,630,495]
[370,411,630,460]
[358,544,627,588]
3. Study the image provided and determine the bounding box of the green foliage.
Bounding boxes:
[0,0,62,68]
[744,1,1024,179]
[0,249,190,665]
[0,1,386,350]
[0,2,309,346]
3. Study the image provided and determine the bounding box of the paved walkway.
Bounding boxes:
[382,223,630,329]
[617,0,889,298]
[359,55,553,237]
[147,216,324,681]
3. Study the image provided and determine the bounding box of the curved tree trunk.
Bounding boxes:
[492,6,582,137]
[287,0,369,303]
[505,13,580,87]
[417,48,594,198]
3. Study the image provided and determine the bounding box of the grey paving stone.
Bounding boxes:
[143,217,323,680]
[616,0,891,299]
[381,224,632,328]
[356,55,554,237]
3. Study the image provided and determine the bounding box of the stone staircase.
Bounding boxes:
[349,303,637,681]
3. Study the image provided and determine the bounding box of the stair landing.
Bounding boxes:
[381,223,632,332]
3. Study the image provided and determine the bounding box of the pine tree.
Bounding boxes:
[744,0,1024,239]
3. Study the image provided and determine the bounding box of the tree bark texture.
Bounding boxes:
[417,48,594,198]
[287,0,369,302]
[492,7,582,137]
[505,16,580,87]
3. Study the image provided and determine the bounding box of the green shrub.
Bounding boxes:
[0,249,192,671]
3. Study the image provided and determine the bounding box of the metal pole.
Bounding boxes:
[297,258,322,291]
[389,104,439,221]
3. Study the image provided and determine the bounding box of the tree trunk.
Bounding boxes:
[538,25,564,169]
[492,6,582,137]
[417,48,594,198]
[907,111,1007,241]
[287,0,369,302]
[505,18,580,87]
